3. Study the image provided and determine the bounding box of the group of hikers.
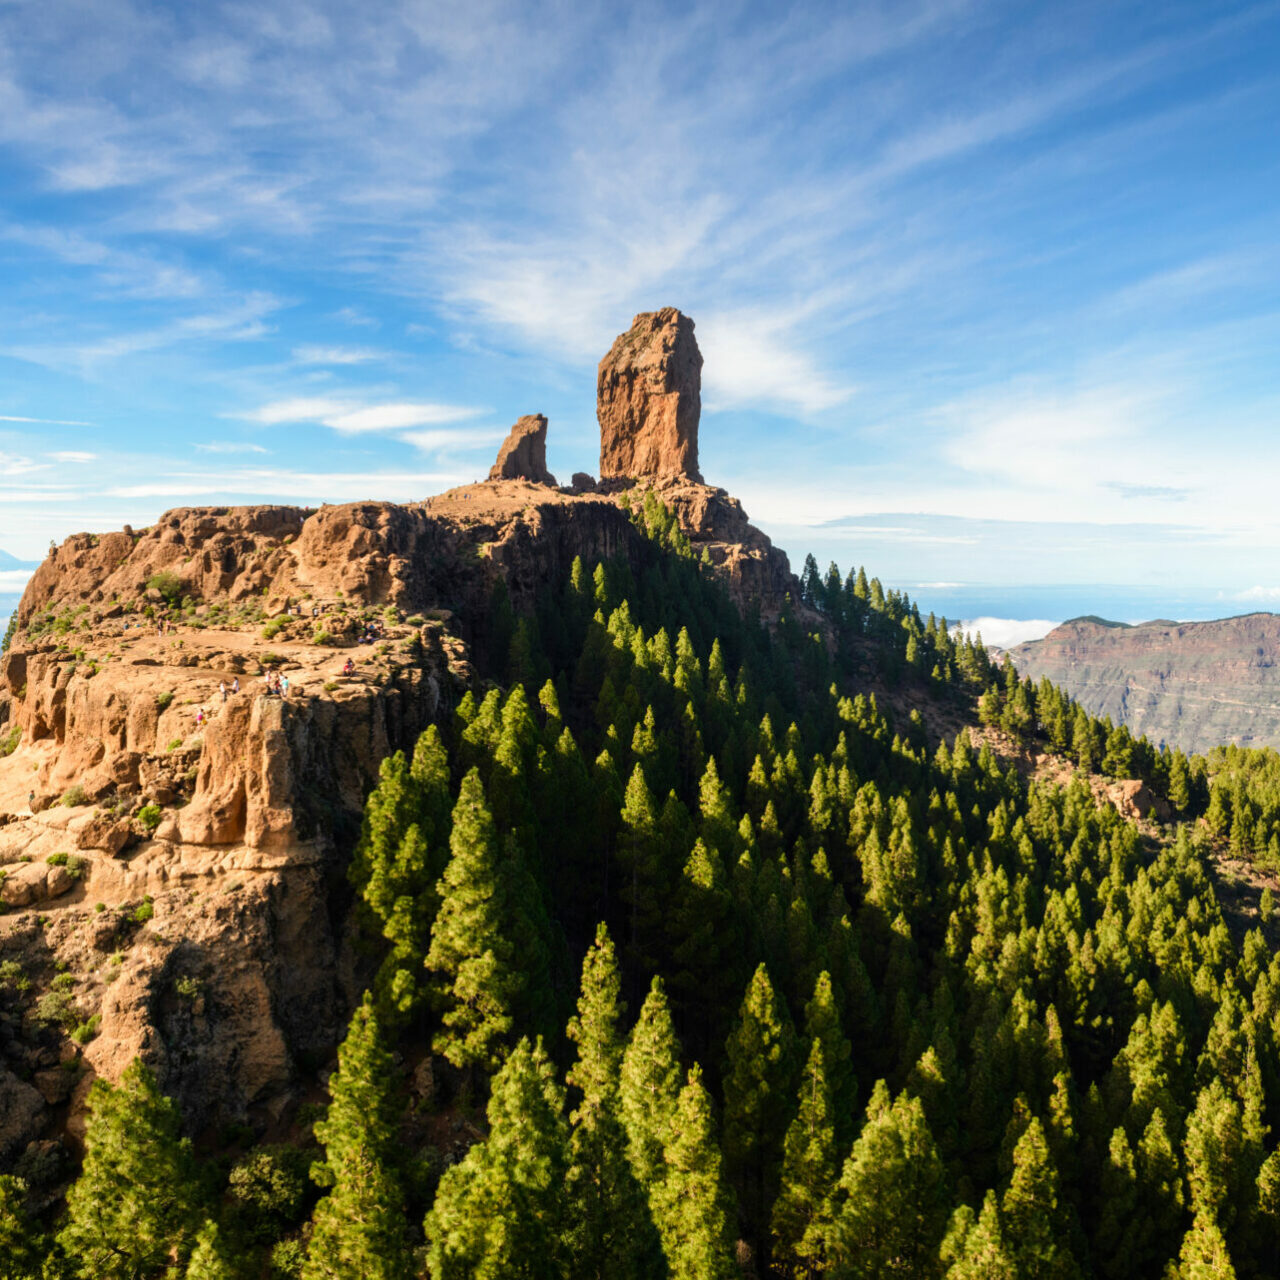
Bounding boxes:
[262,670,291,698]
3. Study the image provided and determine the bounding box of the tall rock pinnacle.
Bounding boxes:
[597,307,703,482]
[489,413,556,485]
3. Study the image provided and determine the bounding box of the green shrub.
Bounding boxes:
[406,614,425,627]
[261,651,282,666]
[174,974,201,1000]
[270,1238,306,1278]
[0,959,30,994]
[35,989,79,1029]
[262,619,285,640]
[0,726,21,757]
[166,738,183,752]
[312,630,332,646]
[230,1146,309,1241]
[145,570,184,605]
[60,785,87,808]
[136,804,162,833]
[70,1013,101,1044]
[52,973,76,991]
[47,852,69,866]
[132,899,154,924]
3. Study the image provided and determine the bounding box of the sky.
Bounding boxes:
[2,0,1280,637]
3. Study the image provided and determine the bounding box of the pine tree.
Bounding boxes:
[803,970,856,1147]
[186,1219,236,1279]
[58,1059,202,1278]
[619,978,684,1192]
[649,1066,737,1280]
[1000,1115,1078,1278]
[723,963,799,1250]
[0,1176,42,1279]
[1172,1210,1238,1278]
[424,1037,570,1280]
[425,768,526,1070]
[942,1192,1017,1279]
[304,995,411,1280]
[565,925,659,1279]
[828,1082,950,1278]
[771,1037,838,1277]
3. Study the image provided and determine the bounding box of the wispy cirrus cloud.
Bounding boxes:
[235,397,484,433]
[292,345,386,366]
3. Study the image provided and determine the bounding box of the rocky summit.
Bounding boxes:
[597,306,703,481]
[1010,611,1280,753]
[0,309,791,1156]
[488,414,556,486]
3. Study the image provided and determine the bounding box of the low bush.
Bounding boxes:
[145,571,183,605]
[70,1013,101,1044]
[156,691,174,711]
[60,785,88,808]
[136,804,162,834]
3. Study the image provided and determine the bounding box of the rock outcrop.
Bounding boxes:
[598,308,703,482]
[0,305,801,1166]
[488,414,556,486]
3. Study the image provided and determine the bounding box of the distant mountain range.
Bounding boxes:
[1009,612,1280,754]
[0,548,37,570]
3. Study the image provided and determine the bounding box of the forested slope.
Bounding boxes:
[3,496,1278,1278]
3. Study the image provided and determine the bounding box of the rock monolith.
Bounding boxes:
[489,414,556,485]
[597,308,702,481]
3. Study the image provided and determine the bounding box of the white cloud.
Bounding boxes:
[1236,587,1280,602]
[0,569,34,590]
[195,441,269,454]
[105,467,464,503]
[0,414,94,426]
[401,427,505,452]
[0,452,48,477]
[324,403,482,433]
[292,345,385,365]
[699,312,854,415]
[333,307,380,329]
[955,617,1062,649]
[237,398,484,433]
[238,397,349,425]
[48,451,96,463]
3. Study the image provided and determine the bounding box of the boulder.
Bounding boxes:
[77,813,134,856]
[488,415,556,485]
[0,1067,44,1161]
[598,308,702,481]
[570,472,597,493]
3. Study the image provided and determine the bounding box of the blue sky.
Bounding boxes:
[2,0,1280,633]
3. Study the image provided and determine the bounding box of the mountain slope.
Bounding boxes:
[1009,611,1280,752]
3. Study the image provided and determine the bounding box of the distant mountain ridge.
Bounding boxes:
[1010,611,1280,753]
[0,549,38,570]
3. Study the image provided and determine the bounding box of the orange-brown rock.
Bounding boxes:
[598,307,703,481]
[0,464,799,1154]
[488,414,556,485]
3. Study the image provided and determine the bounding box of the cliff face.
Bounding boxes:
[1009,613,1280,753]
[0,469,796,1155]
